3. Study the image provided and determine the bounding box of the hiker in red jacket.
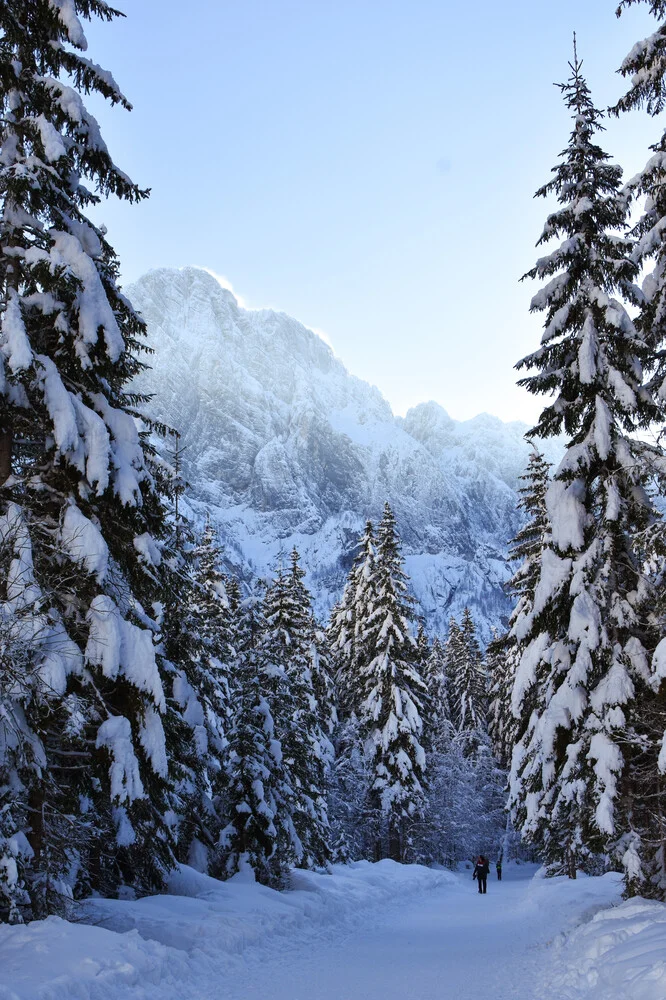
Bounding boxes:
[473,855,490,894]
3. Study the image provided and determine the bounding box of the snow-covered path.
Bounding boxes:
[216,865,618,1000]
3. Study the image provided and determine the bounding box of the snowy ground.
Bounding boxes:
[1,860,665,1000]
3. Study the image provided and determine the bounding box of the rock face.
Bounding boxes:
[128,266,557,639]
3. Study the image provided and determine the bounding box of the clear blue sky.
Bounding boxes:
[85,1,657,423]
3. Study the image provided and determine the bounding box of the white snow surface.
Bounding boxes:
[2,861,665,1000]
[60,503,108,582]
[129,267,563,639]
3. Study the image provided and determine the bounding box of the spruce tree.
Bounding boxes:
[191,516,232,748]
[614,2,666,114]
[327,521,377,860]
[489,450,551,766]
[509,50,665,887]
[413,620,432,739]
[414,620,430,672]
[252,569,298,874]
[159,519,212,874]
[613,0,666,897]
[219,593,281,884]
[328,574,357,711]
[310,628,337,751]
[448,610,487,734]
[329,521,376,718]
[422,636,451,749]
[461,609,487,725]
[356,503,427,861]
[443,616,466,718]
[509,449,552,611]
[282,549,331,869]
[0,0,176,918]
[259,555,331,871]
[164,516,233,873]
[486,630,513,768]
[413,635,453,866]
[612,2,666,390]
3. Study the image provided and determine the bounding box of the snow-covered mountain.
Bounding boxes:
[128,267,557,639]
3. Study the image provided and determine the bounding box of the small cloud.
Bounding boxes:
[436,157,452,175]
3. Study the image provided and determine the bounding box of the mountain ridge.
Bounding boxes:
[128,266,558,639]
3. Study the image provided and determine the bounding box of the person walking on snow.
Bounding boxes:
[496,860,502,881]
[473,856,489,894]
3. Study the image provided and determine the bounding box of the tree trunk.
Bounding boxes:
[567,848,577,880]
[1,256,20,486]
[388,821,401,862]
[27,783,46,918]
[0,424,12,485]
[657,778,666,894]
[27,785,44,863]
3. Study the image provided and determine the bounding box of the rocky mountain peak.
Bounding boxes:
[128,266,558,639]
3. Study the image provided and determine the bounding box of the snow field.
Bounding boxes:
[0,860,454,1000]
[1,862,665,1000]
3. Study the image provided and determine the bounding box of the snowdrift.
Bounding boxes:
[0,860,452,1000]
[509,868,666,1000]
[552,891,666,1000]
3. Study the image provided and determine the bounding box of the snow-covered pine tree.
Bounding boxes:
[218,591,281,884]
[224,574,244,635]
[327,521,378,860]
[356,503,427,861]
[219,676,279,884]
[258,554,331,871]
[422,636,450,750]
[509,449,552,612]
[282,549,331,869]
[410,634,452,865]
[0,1,176,918]
[614,3,666,94]
[510,49,666,888]
[448,609,487,734]
[310,628,337,752]
[157,516,213,875]
[191,516,232,746]
[612,2,666,392]
[488,449,551,767]
[613,2,666,896]
[425,725,475,866]
[413,619,432,733]
[328,574,356,715]
[250,569,297,875]
[329,520,376,718]
[486,630,511,767]
[164,515,234,873]
[414,620,430,671]
[443,616,465,717]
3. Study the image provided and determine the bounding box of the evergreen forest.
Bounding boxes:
[3,0,666,930]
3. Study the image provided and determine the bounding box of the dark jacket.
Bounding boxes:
[473,859,490,879]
